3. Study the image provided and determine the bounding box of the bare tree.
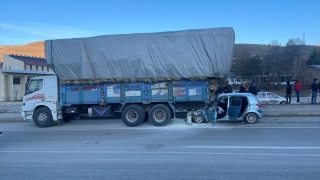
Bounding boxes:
[306,49,320,65]
[270,40,281,46]
[231,52,263,81]
[285,38,305,80]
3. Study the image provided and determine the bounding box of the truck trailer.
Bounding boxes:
[21,27,235,127]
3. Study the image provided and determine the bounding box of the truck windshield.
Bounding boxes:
[26,79,43,94]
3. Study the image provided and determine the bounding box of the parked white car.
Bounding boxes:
[257,92,287,104]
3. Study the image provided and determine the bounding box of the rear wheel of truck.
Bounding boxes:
[121,105,144,127]
[135,105,146,124]
[33,107,53,128]
[149,104,172,126]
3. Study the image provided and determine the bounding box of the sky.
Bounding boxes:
[0,0,319,46]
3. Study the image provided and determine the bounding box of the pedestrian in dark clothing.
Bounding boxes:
[248,83,259,96]
[239,82,246,93]
[223,82,232,93]
[214,83,224,96]
[294,79,301,104]
[286,81,292,104]
[311,79,318,104]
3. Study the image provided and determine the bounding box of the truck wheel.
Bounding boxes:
[193,114,205,123]
[149,104,172,126]
[244,113,258,124]
[121,105,144,127]
[33,107,53,128]
[135,105,146,124]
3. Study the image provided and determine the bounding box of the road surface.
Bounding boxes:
[1,117,320,180]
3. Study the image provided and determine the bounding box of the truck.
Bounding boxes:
[21,27,235,127]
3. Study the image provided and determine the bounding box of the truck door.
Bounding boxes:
[228,96,242,120]
[22,78,45,113]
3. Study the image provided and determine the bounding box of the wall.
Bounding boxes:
[2,55,25,70]
[300,67,320,90]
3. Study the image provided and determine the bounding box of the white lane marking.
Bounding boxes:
[187,146,320,149]
[0,151,319,157]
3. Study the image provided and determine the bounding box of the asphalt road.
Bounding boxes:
[1,117,320,180]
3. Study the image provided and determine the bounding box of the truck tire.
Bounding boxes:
[33,107,53,128]
[135,105,146,124]
[149,104,172,126]
[121,105,144,127]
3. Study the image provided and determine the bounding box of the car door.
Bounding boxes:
[267,93,277,104]
[228,96,242,120]
[257,92,267,104]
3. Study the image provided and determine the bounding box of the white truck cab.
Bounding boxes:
[21,75,62,127]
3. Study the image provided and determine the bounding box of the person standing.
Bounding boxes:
[286,81,292,104]
[311,79,318,104]
[293,79,301,104]
[248,83,259,96]
[239,82,246,93]
[223,81,232,93]
[214,81,224,97]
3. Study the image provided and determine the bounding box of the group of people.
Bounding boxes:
[214,78,320,104]
[286,79,320,104]
[239,82,259,95]
[285,79,301,104]
[214,81,259,97]
[214,81,232,96]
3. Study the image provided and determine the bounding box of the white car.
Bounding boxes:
[257,92,287,104]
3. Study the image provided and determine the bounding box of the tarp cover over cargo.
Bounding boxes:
[45,27,234,83]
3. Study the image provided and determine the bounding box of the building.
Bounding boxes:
[300,65,320,84]
[0,54,55,101]
[300,65,320,93]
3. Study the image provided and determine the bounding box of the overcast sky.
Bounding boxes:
[0,0,319,46]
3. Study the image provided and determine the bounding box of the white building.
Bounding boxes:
[0,54,55,101]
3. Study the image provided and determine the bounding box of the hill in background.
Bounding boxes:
[0,41,44,62]
[0,41,319,62]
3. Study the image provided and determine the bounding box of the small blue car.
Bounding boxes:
[193,93,263,124]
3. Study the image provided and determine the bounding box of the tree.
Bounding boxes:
[270,40,281,46]
[285,38,305,80]
[231,52,263,80]
[306,49,320,65]
[262,45,286,89]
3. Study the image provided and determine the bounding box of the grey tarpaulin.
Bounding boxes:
[45,27,234,82]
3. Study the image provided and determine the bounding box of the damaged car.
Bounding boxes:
[192,93,263,124]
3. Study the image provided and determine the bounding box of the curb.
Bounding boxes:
[264,110,320,116]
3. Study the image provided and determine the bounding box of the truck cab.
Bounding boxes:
[21,75,61,127]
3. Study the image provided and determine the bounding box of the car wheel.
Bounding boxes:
[193,114,205,123]
[244,112,258,124]
[280,101,286,104]
[33,107,53,128]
